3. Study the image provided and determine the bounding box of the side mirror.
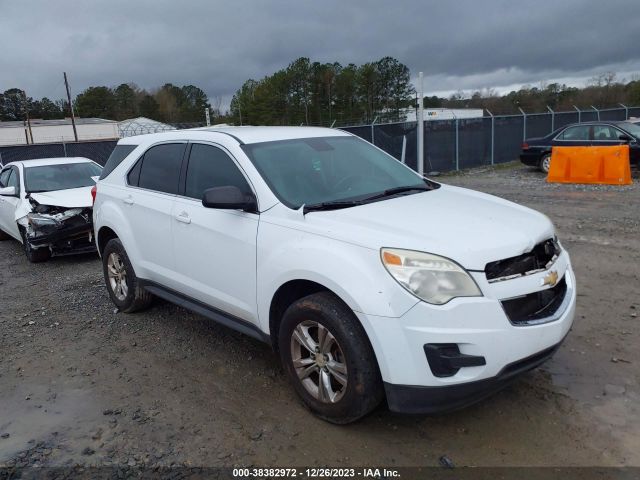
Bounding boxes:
[202,186,257,213]
[0,186,16,196]
[618,134,632,142]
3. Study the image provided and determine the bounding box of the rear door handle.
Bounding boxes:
[122,195,134,205]
[174,211,191,224]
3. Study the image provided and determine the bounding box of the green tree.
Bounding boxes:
[114,83,138,120]
[75,86,116,118]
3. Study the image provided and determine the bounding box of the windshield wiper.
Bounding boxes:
[362,185,430,202]
[303,200,364,215]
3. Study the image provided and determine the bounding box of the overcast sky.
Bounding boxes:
[2,0,640,110]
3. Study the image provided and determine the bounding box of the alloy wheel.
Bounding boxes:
[290,320,348,403]
[107,252,129,301]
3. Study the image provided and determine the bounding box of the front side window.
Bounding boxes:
[6,168,19,190]
[0,169,10,187]
[558,125,590,141]
[241,136,428,209]
[137,143,186,195]
[184,144,252,200]
[24,162,102,193]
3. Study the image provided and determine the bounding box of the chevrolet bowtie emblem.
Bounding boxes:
[541,270,559,287]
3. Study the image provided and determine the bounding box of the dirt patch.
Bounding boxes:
[1,163,638,468]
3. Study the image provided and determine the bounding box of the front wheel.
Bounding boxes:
[102,238,153,313]
[540,153,551,174]
[278,292,384,424]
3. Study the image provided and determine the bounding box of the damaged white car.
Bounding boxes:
[0,157,102,262]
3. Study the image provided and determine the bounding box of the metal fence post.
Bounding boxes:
[591,105,600,121]
[486,109,494,165]
[518,107,527,141]
[547,105,555,132]
[330,119,336,128]
[62,142,67,157]
[619,103,629,120]
[451,111,459,171]
[371,115,378,146]
[417,71,425,175]
[573,105,581,123]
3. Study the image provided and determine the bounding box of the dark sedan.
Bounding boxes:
[520,121,640,173]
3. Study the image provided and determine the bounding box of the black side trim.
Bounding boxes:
[385,337,566,414]
[138,279,269,343]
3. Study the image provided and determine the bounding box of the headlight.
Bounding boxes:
[381,248,482,305]
[27,213,60,227]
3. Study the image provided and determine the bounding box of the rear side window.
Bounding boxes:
[184,144,252,200]
[100,144,137,179]
[136,143,186,195]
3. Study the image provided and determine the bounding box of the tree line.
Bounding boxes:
[432,73,640,115]
[229,56,415,126]
[0,83,218,124]
[2,68,640,127]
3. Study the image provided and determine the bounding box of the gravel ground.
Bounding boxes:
[0,163,639,471]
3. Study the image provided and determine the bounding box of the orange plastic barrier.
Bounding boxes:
[547,145,632,185]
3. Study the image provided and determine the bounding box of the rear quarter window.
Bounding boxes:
[100,144,137,180]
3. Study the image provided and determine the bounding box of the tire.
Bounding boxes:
[539,153,551,174]
[278,291,384,424]
[19,227,51,263]
[102,238,153,313]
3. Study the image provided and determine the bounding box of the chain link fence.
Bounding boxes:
[342,106,640,172]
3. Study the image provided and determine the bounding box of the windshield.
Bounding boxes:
[242,136,429,209]
[620,122,640,138]
[25,162,102,193]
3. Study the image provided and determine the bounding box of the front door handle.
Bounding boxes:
[122,195,134,205]
[174,211,191,224]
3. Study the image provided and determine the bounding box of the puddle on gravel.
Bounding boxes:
[0,383,98,461]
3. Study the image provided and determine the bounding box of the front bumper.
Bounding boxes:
[358,252,576,414]
[384,337,565,414]
[26,218,96,255]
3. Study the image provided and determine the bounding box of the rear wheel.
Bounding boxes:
[19,227,51,263]
[102,238,153,313]
[540,153,551,174]
[278,291,383,424]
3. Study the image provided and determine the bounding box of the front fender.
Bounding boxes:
[256,221,419,333]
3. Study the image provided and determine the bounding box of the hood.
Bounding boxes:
[29,186,94,209]
[288,184,554,271]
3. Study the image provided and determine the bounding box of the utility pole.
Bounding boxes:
[64,72,79,142]
[417,72,425,176]
[23,90,34,144]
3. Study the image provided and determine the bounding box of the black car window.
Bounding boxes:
[100,144,137,179]
[0,169,10,187]
[593,125,619,141]
[559,125,590,141]
[184,144,252,200]
[137,143,186,195]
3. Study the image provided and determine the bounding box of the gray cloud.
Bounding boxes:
[1,0,639,109]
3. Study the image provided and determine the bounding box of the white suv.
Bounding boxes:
[93,127,576,423]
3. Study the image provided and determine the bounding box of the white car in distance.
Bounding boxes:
[0,157,102,262]
[93,127,576,423]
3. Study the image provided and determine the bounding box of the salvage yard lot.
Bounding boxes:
[1,163,639,469]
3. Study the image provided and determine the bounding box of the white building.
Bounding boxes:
[0,118,119,146]
[402,108,484,122]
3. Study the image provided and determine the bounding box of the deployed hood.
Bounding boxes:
[281,184,555,271]
[29,186,94,209]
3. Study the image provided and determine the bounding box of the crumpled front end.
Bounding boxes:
[17,198,96,256]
